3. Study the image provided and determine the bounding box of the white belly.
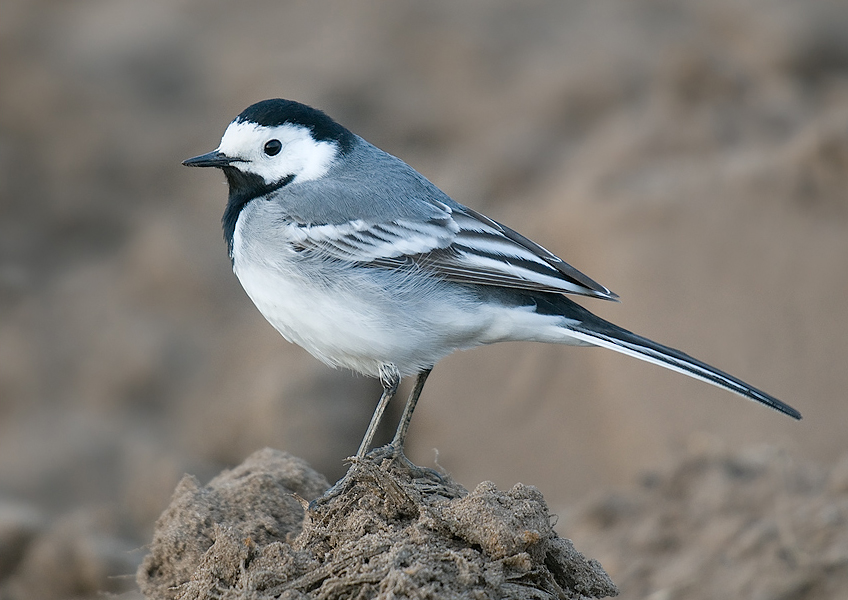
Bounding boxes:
[234,257,415,375]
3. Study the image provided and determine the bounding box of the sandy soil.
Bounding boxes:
[566,440,848,600]
[130,445,848,599]
[1,0,847,598]
[136,448,616,600]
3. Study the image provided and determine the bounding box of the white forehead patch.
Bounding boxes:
[217,120,339,185]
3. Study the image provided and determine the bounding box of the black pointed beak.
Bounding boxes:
[182,150,235,168]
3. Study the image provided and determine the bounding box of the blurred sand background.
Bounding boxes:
[1,0,847,597]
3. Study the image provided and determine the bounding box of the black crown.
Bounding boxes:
[236,99,354,153]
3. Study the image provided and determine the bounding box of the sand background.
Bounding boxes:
[1,1,847,597]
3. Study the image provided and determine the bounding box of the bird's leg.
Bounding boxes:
[390,367,432,457]
[355,364,401,459]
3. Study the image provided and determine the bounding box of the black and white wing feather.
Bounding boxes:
[419,206,617,300]
[284,201,617,300]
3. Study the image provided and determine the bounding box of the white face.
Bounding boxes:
[216,120,339,185]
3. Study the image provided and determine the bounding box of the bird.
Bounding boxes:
[183,98,801,461]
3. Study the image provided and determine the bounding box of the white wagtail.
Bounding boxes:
[184,99,801,459]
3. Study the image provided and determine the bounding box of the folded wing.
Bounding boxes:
[282,201,617,300]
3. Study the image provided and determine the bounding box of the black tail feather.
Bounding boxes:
[548,296,802,420]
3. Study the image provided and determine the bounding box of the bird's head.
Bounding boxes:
[183,99,353,189]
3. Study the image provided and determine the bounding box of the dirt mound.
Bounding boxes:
[137,448,616,600]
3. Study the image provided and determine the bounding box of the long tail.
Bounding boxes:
[553,299,802,420]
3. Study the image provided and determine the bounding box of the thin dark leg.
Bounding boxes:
[390,367,432,454]
[355,364,401,459]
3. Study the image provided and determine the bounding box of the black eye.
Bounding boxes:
[263,139,282,156]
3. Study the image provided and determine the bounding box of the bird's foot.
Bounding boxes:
[371,443,447,483]
[310,444,448,513]
[308,455,364,510]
